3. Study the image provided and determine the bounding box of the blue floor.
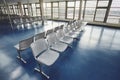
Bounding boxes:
[0,20,120,80]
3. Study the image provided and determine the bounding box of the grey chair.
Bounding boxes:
[64,24,79,39]
[14,36,34,63]
[34,32,45,41]
[55,25,74,47]
[46,29,68,53]
[75,20,87,32]
[69,22,81,35]
[30,38,59,79]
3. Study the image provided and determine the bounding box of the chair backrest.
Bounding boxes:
[46,29,53,36]
[64,24,71,33]
[34,32,45,41]
[54,26,59,32]
[31,39,48,58]
[69,23,74,30]
[46,29,57,47]
[19,36,33,50]
[59,25,64,29]
[56,28,64,39]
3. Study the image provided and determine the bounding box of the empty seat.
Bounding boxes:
[14,36,34,63]
[34,32,45,41]
[75,20,87,32]
[69,22,81,35]
[64,24,79,39]
[55,25,73,47]
[31,38,59,79]
[46,29,68,53]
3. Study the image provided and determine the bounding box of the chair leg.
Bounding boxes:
[68,44,72,48]
[34,63,50,79]
[17,50,27,64]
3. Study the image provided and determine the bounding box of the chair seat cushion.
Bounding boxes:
[60,36,73,44]
[51,42,68,52]
[37,49,59,66]
[66,33,78,38]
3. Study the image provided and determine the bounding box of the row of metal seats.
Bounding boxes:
[0,14,20,20]
[14,20,87,79]
[13,16,41,26]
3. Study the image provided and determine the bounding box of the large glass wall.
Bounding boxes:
[43,0,120,25]
[1,0,119,26]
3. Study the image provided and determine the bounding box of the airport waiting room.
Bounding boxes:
[0,0,120,80]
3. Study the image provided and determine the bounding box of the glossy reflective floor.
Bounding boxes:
[0,21,120,80]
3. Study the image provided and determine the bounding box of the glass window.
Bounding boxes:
[67,1,75,19]
[68,2,74,7]
[59,2,65,19]
[25,9,28,15]
[36,9,40,16]
[35,3,41,16]
[53,3,58,7]
[53,8,58,13]
[53,2,59,19]
[75,1,80,19]
[14,5,20,15]
[36,3,40,7]
[95,9,107,22]
[44,3,51,18]
[81,1,85,19]
[107,0,120,24]
[98,1,109,7]
[23,4,29,15]
[9,5,14,14]
[86,1,97,7]
[32,4,36,16]
[23,4,28,8]
[84,0,97,21]
[85,8,96,15]
[22,5,25,15]
[67,8,74,19]
[46,3,51,7]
